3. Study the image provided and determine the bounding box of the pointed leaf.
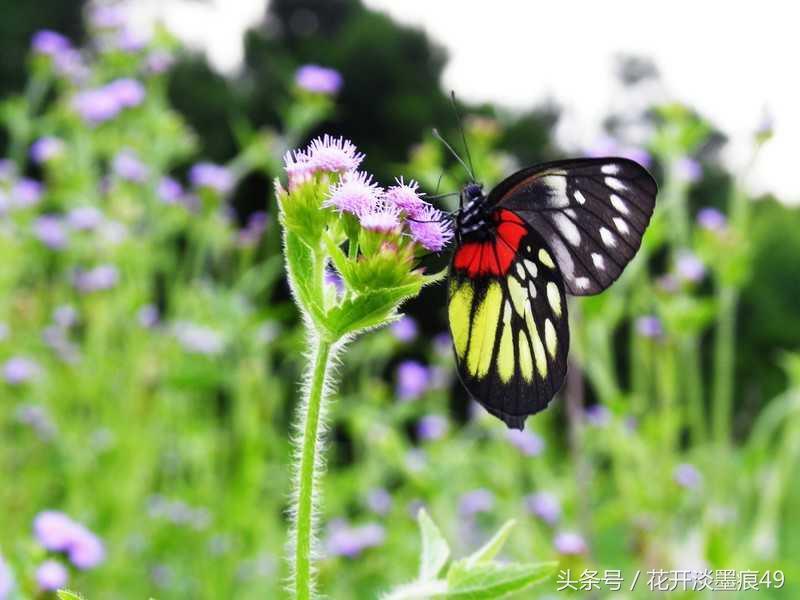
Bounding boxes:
[418,508,450,581]
[445,561,557,599]
[460,520,516,568]
[57,591,86,600]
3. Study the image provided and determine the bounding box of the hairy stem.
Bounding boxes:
[293,337,333,600]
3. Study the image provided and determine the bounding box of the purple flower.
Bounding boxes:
[36,560,68,591]
[585,404,611,427]
[68,524,106,569]
[54,48,89,82]
[239,211,268,245]
[0,554,12,598]
[137,304,159,328]
[295,64,343,94]
[620,147,652,168]
[636,315,663,339]
[90,5,126,29]
[33,215,68,249]
[697,207,727,232]
[554,531,588,555]
[104,78,145,108]
[3,356,41,385]
[391,316,418,342]
[675,250,705,283]
[157,177,183,203]
[459,489,495,517]
[365,488,392,516]
[306,135,364,174]
[189,162,233,194]
[674,157,702,183]
[325,171,382,216]
[74,265,119,293]
[173,322,225,355]
[385,178,427,217]
[113,150,148,182]
[73,88,120,124]
[34,511,76,550]
[656,274,679,294]
[674,463,702,489]
[12,178,43,207]
[324,268,344,294]
[525,492,560,525]
[417,415,449,441]
[433,332,452,356]
[146,50,174,74]
[408,204,454,252]
[114,28,149,53]
[584,136,651,167]
[359,201,401,232]
[506,429,545,456]
[32,30,71,56]
[67,206,103,231]
[325,520,385,558]
[395,360,430,401]
[30,136,64,163]
[16,403,58,440]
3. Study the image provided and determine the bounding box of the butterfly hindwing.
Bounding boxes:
[487,157,657,295]
[448,213,569,429]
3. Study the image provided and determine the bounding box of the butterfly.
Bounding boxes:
[447,158,657,429]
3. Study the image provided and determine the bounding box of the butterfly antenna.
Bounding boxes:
[433,169,445,195]
[450,91,476,182]
[432,128,475,181]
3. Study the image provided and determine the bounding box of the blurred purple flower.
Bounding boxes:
[295,64,343,94]
[676,250,705,283]
[67,523,105,569]
[30,136,64,163]
[674,463,702,489]
[173,322,225,355]
[54,48,89,82]
[113,149,148,182]
[459,489,495,517]
[90,5,126,29]
[433,332,452,357]
[365,487,392,516]
[105,78,145,108]
[189,162,233,194]
[525,492,561,525]
[239,211,268,246]
[157,177,183,203]
[73,88,121,124]
[16,403,58,440]
[636,315,663,339]
[395,360,430,401]
[32,30,71,56]
[138,304,159,328]
[67,206,103,231]
[115,28,149,53]
[408,204,454,252]
[385,178,427,218]
[697,207,727,232]
[36,560,68,591]
[0,159,14,181]
[506,429,545,456]
[585,404,611,427]
[3,356,41,385]
[584,135,651,167]
[0,553,12,598]
[34,511,76,551]
[325,520,385,558]
[554,531,588,555]
[325,171,382,216]
[674,157,702,183]
[391,316,418,342]
[621,146,652,168]
[33,215,68,249]
[12,178,43,208]
[656,274,679,294]
[74,265,119,293]
[146,50,174,74]
[417,415,448,441]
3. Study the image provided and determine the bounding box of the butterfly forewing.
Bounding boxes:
[448,212,569,429]
[488,158,657,295]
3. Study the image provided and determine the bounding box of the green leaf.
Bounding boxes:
[283,229,328,333]
[445,561,557,599]
[418,508,450,582]
[327,282,423,339]
[458,520,516,568]
[57,591,86,600]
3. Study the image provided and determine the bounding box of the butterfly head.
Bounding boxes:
[456,182,490,241]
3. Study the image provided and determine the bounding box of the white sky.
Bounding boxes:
[130,0,799,203]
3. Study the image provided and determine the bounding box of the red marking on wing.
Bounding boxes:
[454,210,529,277]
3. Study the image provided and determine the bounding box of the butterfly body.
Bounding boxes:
[447,157,657,429]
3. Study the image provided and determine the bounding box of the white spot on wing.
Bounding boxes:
[528,280,537,298]
[600,227,617,247]
[575,277,591,290]
[610,194,630,215]
[564,208,577,219]
[552,213,582,246]
[613,217,630,235]
[604,177,627,191]
[601,164,620,175]
[516,263,526,280]
[549,236,575,278]
[591,252,605,270]
[574,190,587,205]
[523,259,538,278]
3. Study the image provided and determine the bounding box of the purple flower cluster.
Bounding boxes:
[554,531,588,555]
[585,135,651,167]
[636,315,663,339]
[33,215,68,249]
[73,265,119,293]
[30,136,64,164]
[525,492,561,524]
[584,404,611,427]
[173,322,225,355]
[416,414,449,441]
[674,156,703,183]
[0,553,12,598]
[325,520,385,558]
[675,250,706,283]
[3,356,42,385]
[11,178,44,208]
[674,463,702,489]
[395,360,430,401]
[73,78,145,124]
[391,315,418,342]
[190,162,234,194]
[36,560,69,591]
[506,429,545,456]
[295,64,343,95]
[33,511,105,569]
[113,149,149,182]
[459,489,495,517]
[365,487,392,516]
[697,207,727,232]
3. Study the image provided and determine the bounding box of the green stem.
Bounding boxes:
[293,336,333,600]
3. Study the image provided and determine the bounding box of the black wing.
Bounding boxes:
[487,157,657,296]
